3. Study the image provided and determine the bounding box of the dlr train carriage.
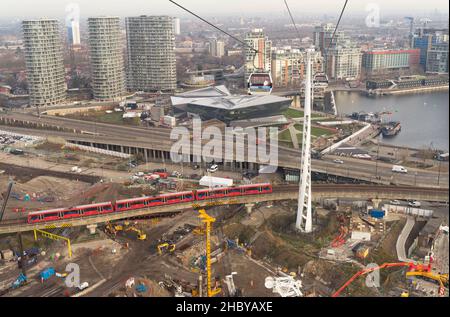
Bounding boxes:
[27,183,273,224]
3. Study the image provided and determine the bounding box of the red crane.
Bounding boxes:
[332,262,430,297]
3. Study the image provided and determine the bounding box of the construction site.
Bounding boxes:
[0,137,448,297]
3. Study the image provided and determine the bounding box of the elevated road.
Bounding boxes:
[0,185,447,234]
[1,112,447,188]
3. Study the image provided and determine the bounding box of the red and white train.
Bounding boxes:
[27,183,273,224]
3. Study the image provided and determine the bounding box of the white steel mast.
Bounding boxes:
[295,47,314,232]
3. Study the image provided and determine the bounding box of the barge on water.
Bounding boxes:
[381,121,401,137]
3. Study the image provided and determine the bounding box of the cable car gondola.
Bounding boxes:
[247,72,273,96]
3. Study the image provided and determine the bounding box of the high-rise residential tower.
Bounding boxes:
[125,15,177,92]
[67,18,81,46]
[88,17,126,101]
[22,19,66,107]
[210,39,225,58]
[244,29,272,84]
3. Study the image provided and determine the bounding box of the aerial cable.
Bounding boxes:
[169,0,258,54]
[327,0,349,51]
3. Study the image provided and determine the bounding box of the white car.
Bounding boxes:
[390,200,401,205]
[207,164,218,173]
[333,159,344,164]
[77,282,89,291]
[408,201,421,207]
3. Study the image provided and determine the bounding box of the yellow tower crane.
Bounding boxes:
[197,209,221,297]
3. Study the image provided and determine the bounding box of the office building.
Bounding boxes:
[412,28,449,67]
[362,49,420,74]
[426,42,449,74]
[22,19,66,106]
[88,17,126,101]
[126,15,177,92]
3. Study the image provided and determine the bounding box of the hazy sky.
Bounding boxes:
[2,0,449,18]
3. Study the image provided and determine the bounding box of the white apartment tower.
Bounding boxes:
[244,29,272,84]
[173,17,181,36]
[88,17,126,101]
[210,39,225,58]
[68,19,81,46]
[125,15,177,92]
[22,19,66,107]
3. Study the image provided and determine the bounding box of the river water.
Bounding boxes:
[334,90,449,151]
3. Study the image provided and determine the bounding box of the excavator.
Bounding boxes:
[105,222,146,240]
[125,226,147,241]
[157,242,176,255]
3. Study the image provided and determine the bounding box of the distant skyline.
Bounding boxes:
[1,0,448,19]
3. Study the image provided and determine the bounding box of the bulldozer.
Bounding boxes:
[157,242,176,255]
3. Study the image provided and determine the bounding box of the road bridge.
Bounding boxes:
[0,185,447,234]
[1,112,447,188]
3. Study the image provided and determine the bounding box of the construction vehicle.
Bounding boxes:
[332,262,440,297]
[406,271,448,295]
[11,273,27,289]
[125,226,147,240]
[197,209,221,297]
[157,242,176,255]
[106,222,146,240]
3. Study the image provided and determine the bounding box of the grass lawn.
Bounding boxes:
[294,124,336,137]
[283,108,324,119]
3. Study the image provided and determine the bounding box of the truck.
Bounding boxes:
[199,176,233,188]
[392,165,408,173]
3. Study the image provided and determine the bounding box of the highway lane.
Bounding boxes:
[1,112,448,187]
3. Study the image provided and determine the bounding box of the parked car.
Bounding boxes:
[77,282,89,291]
[390,200,401,205]
[333,159,344,164]
[171,171,182,177]
[153,168,167,173]
[207,164,218,173]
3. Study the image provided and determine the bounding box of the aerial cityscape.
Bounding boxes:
[0,0,448,301]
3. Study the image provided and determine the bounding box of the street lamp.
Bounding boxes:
[437,160,442,186]
[375,143,380,179]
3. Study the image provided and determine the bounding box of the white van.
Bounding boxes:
[392,165,408,173]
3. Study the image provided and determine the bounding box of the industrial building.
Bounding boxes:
[88,17,126,101]
[22,19,66,107]
[171,85,291,123]
[125,15,177,92]
[244,29,272,86]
